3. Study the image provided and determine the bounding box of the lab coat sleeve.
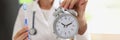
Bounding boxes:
[12,6,25,40]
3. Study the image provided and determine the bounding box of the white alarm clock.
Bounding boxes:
[53,7,79,39]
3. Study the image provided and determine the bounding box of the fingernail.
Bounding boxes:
[69,6,72,9]
[25,32,28,35]
[64,7,67,9]
[65,6,67,9]
[60,4,62,6]
[24,27,27,29]
[25,27,28,29]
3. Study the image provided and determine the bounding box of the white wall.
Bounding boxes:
[86,0,120,34]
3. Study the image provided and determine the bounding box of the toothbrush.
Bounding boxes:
[23,3,30,40]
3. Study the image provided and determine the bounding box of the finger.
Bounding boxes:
[77,0,88,17]
[64,0,71,9]
[24,37,29,40]
[69,0,78,9]
[81,0,88,5]
[17,32,28,40]
[61,0,67,7]
[80,0,87,13]
[14,27,28,39]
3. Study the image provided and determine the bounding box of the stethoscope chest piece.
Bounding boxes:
[29,28,37,35]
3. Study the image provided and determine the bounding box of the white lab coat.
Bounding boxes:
[12,0,91,40]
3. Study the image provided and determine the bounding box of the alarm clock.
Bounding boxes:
[53,7,79,39]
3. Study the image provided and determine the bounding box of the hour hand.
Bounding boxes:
[61,23,65,27]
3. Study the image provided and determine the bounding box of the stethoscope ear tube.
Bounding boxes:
[32,11,35,28]
[29,11,37,35]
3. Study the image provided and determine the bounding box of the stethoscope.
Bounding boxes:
[28,0,64,35]
[29,11,37,35]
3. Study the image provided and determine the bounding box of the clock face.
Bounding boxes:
[53,14,79,39]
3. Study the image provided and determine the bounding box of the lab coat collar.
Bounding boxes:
[32,0,59,27]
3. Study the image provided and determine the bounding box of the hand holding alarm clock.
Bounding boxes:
[53,7,79,40]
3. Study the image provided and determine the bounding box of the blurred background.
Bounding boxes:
[86,0,120,34]
[0,0,120,40]
[0,0,20,40]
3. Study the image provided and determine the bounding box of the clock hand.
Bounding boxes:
[68,23,72,26]
[61,23,66,28]
[66,22,72,27]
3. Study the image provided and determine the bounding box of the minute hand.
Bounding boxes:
[66,22,72,27]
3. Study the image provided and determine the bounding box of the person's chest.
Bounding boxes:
[25,7,57,40]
